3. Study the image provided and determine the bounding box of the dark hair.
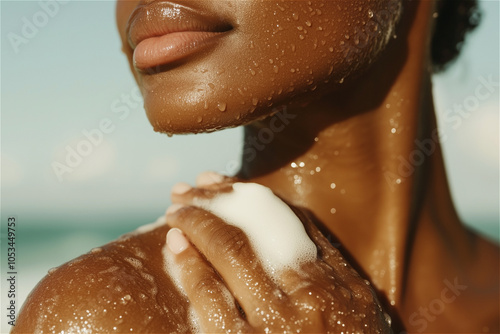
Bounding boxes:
[431,0,481,72]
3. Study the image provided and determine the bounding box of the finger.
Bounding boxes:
[164,227,249,333]
[291,207,346,269]
[195,171,239,189]
[166,205,285,326]
[170,181,234,206]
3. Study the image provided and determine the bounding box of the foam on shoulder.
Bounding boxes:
[195,182,317,278]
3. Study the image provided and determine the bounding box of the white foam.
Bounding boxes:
[194,182,317,278]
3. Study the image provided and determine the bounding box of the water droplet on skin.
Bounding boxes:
[48,267,57,275]
[249,41,255,49]
[315,167,321,172]
[290,68,296,73]
[290,44,296,52]
[292,13,299,20]
[273,65,279,73]
[368,10,374,18]
[208,83,215,89]
[252,97,259,106]
[330,183,336,189]
[299,34,305,40]
[339,77,345,84]
[217,102,227,112]
[250,69,256,76]
[91,247,102,254]
[297,26,304,31]
[197,116,203,123]
[344,34,350,40]
[269,59,274,64]
[329,47,334,52]
[203,101,209,110]
[200,68,208,73]
[330,208,337,214]
[305,20,312,27]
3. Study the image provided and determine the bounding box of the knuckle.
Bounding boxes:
[191,271,220,297]
[207,224,249,259]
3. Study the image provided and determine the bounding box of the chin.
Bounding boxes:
[119,0,402,135]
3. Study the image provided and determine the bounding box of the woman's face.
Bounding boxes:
[116,0,401,134]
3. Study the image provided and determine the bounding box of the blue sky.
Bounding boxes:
[1,0,499,239]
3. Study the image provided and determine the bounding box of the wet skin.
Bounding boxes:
[13,0,499,333]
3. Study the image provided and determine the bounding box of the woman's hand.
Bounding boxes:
[164,172,392,333]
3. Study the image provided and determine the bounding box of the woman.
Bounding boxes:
[13,0,498,333]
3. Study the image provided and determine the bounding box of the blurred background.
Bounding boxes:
[1,0,498,327]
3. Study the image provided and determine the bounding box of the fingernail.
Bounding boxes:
[166,204,184,215]
[196,171,225,186]
[167,228,190,254]
[171,182,191,195]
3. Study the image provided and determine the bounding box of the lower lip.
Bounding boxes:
[133,31,226,71]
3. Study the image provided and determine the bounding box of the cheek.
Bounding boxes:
[138,0,402,134]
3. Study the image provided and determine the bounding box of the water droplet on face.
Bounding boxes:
[217,102,227,112]
[344,34,350,40]
[250,69,256,76]
[292,13,299,21]
[339,77,345,84]
[203,101,209,110]
[197,116,203,123]
[48,267,57,275]
[91,247,102,254]
[290,44,296,52]
[330,183,336,189]
[330,208,337,214]
[299,35,305,40]
[297,26,304,31]
[329,47,334,52]
[252,97,259,106]
[305,20,312,27]
[273,65,279,73]
[368,10,374,18]
[208,83,215,89]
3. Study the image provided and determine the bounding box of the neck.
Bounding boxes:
[238,0,451,309]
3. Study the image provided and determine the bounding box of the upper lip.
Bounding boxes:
[126,1,233,50]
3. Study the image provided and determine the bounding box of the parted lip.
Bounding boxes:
[126,1,233,50]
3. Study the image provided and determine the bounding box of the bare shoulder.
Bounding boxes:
[13,222,190,333]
